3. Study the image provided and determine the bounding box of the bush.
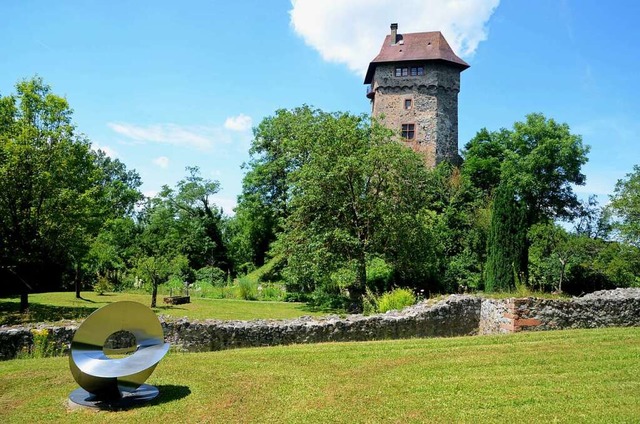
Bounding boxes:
[238,277,258,300]
[366,257,393,291]
[376,288,416,313]
[93,276,112,295]
[258,283,286,301]
[195,266,226,286]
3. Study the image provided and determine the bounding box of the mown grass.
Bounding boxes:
[0,292,326,326]
[1,327,639,423]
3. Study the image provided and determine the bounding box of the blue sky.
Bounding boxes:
[2,0,639,214]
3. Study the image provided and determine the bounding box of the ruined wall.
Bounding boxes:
[2,289,639,360]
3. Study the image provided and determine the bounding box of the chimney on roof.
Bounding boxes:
[390,23,398,45]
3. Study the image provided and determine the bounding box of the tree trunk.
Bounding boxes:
[75,264,81,299]
[20,290,29,313]
[151,280,158,308]
[348,251,367,313]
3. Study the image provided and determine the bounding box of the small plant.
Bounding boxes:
[377,288,416,313]
[94,276,112,295]
[238,277,258,300]
[362,288,379,315]
[22,328,60,358]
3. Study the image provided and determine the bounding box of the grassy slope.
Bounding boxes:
[0,292,324,325]
[1,327,639,423]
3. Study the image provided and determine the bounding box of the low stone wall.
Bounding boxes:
[497,288,640,332]
[161,295,481,353]
[1,289,639,360]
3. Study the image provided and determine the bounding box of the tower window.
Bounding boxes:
[401,124,415,140]
[404,99,412,110]
[395,67,409,77]
[410,66,425,76]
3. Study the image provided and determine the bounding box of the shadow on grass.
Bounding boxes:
[0,301,98,326]
[298,304,343,315]
[151,384,191,405]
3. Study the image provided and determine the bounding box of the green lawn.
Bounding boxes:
[0,292,326,325]
[1,327,639,423]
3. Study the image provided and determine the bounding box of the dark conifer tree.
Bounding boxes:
[485,184,527,292]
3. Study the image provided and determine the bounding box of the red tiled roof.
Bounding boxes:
[364,31,469,84]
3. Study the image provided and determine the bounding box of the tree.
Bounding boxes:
[231,106,330,267]
[273,113,431,310]
[609,165,640,247]
[0,77,141,310]
[159,167,228,273]
[484,184,527,292]
[135,197,183,308]
[464,113,589,286]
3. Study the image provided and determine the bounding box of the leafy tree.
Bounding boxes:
[86,217,140,290]
[609,165,640,247]
[273,113,430,310]
[231,106,330,267]
[464,113,589,285]
[0,77,141,310]
[135,197,184,307]
[528,223,592,293]
[159,167,228,273]
[464,113,589,225]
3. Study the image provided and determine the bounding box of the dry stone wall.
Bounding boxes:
[1,289,639,360]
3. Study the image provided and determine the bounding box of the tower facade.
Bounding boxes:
[364,23,469,167]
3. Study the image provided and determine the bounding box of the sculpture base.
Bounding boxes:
[68,384,159,410]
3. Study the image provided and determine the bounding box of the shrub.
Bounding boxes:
[238,277,258,300]
[93,276,112,295]
[366,257,393,291]
[376,288,416,313]
[258,283,286,301]
[195,266,226,286]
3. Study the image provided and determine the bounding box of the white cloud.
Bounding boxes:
[211,196,238,216]
[92,142,118,158]
[224,114,253,132]
[153,156,170,168]
[289,0,500,77]
[143,190,158,199]
[108,122,218,151]
[108,116,254,151]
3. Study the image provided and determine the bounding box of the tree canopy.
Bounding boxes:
[0,77,141,307]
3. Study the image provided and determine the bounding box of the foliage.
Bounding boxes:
[484,184,527,292]
[365,256,393,292]
[20,328,61,359]
[375,288,416,313]
[195,266,226,287]
[271,111,431,310]
[0,77,141,306]
[609,165,640,247]
[464,113,589,287]
[93,276,112,296]
[237,276,258,300]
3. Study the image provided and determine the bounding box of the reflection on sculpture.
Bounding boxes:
[68,301,169,408]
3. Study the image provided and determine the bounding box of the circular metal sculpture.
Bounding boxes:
[68,301,169,408]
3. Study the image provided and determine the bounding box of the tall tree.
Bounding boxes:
[232,106,329,267]
[0,77,142,309]
[464,113,589,285]
[274,114,430,310]
[484,184,527,292]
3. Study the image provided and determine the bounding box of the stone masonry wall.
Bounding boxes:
[370,62,461,166]
[1,289,639,360]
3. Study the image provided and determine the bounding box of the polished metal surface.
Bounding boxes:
[68,301,169,405]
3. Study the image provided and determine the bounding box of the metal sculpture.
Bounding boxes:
[68,301,169,408]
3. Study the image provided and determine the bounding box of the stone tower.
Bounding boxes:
[364,23,469,167]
